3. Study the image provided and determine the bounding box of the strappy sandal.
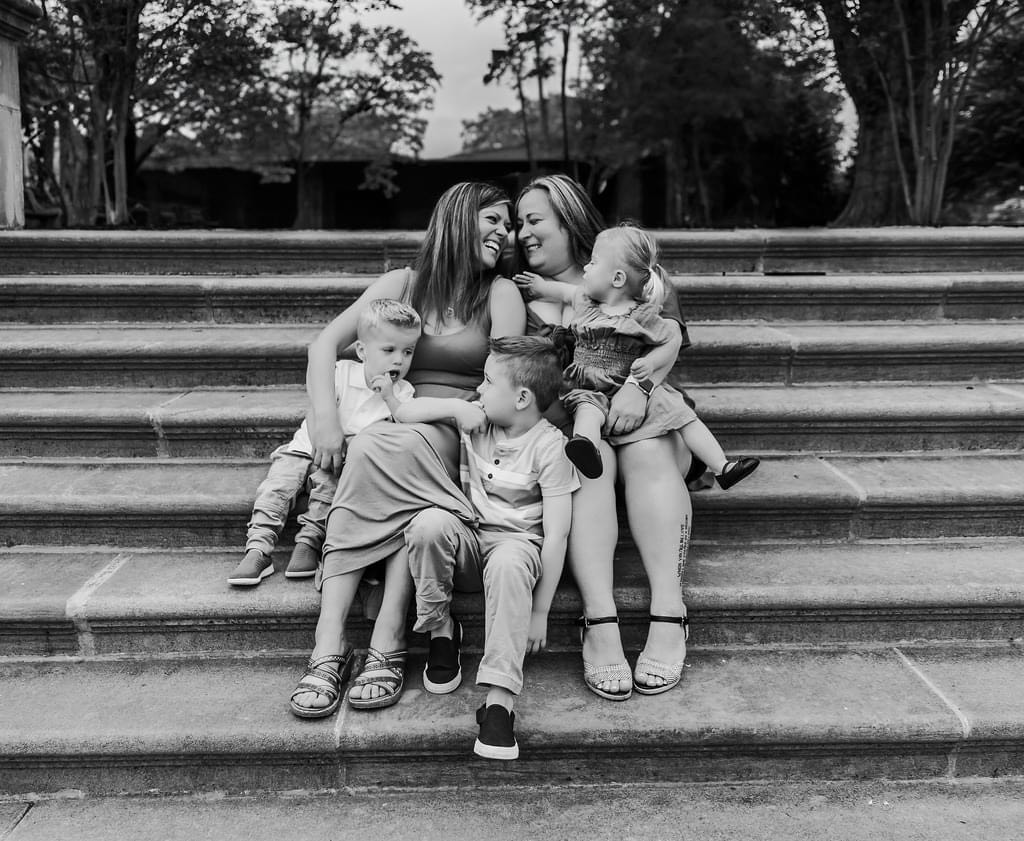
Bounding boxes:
[289,648,355,719]
[634,614,690,696]
[347,647,407,710]
[579,616,632,701]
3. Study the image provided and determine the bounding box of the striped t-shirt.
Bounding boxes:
[460,419,579,543]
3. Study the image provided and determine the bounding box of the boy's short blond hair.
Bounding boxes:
[357,298,422,340]
[488,336,563,411]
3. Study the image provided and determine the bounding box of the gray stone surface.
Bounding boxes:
[0,648,991,792]
[5,781,1024,841]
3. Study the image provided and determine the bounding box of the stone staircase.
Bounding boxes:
[1,228,1023,795]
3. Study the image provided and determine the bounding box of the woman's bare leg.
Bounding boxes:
[292,568,362,710]
[618,436,692,690]
[349,546,413,702]
[566,439,630,695]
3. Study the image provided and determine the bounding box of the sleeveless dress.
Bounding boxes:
[319,297,489,583]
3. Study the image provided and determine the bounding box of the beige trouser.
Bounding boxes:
[405,508,541,695]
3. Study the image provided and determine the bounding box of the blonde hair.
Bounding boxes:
[357,298,422,340]
[599,225,669,305]
[515,174,604,271]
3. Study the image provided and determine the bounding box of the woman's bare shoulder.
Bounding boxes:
[371,267,415,298]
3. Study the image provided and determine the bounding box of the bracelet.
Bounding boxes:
[624,375,654,396]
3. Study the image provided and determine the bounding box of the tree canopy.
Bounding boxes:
[20,0,439,227]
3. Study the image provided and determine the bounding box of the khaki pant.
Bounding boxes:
[405,508,541,695]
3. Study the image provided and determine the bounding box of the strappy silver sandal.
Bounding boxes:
[347,647,407,710]
[579,616,632,701]
[634,614,689,696]
[289,648,355,719]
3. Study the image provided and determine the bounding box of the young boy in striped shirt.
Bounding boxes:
[378,336,578,760]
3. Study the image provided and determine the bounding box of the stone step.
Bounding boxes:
[0,453,1022,548]
[3,539,1022,657]
[0,643,1020,794]
[3,382,1023,458]
[3,227,1024,274]
[3,321,1022,388]
[6,779,1024,840]
[4,272,1024,323]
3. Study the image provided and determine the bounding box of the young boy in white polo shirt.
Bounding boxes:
[228,299,421,586]
[378,336,578,760]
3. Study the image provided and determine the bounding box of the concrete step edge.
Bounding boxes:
[0,644,1019,792]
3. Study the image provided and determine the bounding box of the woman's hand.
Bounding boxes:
[605,382,647,436]
[527,609,549,654]
[309,424,346,475]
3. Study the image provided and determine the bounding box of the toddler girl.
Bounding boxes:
[515,224,759,486]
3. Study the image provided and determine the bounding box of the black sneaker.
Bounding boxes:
[474,703,519,760]
[423,619,462,694]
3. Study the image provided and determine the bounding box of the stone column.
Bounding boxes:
[0,0,41,229]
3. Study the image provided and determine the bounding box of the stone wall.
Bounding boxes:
[0,0,41,230]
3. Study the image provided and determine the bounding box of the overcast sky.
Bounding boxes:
[372,0,519,159]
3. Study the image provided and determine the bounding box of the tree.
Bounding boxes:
[946,15,1024,216]
[576,0,842,226]
[460,95,580,157]
[20,0,268,225]
[468,0,593,173]
[253,0,440,228]
[810,0,1021,225]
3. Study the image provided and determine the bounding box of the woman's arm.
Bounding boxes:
[489,276,528,338]
[307,270,409,473]
[629,321,683,382]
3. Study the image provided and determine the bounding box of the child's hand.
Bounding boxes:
[452,400,487,433]
[370,373,395,401]
[630,357,654,380]
[527,609,549,654]
[513,271,545,301]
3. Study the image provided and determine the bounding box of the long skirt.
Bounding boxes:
[318,420,477,585]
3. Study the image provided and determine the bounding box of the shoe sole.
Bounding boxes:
[474,739,519,760]
[423,620,462,694]
[227,565,275,586]
[584,680,632,701]
[422,668,462,694]
[633,678,681,696]
[284,568,316,579]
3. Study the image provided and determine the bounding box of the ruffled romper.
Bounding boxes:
[562,294,698,447]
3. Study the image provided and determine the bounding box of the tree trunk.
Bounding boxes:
[293,162,323,229]
[560,28,571,172]
[834,107,911,226]
[515,65,535,173]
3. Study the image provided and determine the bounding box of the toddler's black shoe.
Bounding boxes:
[716,457,760,490]
[474,703,519,760]
[565,435,603,479]
[423,619,462,694]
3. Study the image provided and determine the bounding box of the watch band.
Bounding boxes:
[624,375,654,396]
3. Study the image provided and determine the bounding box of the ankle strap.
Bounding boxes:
[650,614,689,627]
[578,615,619,628]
